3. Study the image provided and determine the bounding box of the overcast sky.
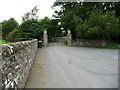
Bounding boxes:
[0,0,56,23]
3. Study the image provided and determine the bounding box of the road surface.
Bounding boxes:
[25,46,118,88]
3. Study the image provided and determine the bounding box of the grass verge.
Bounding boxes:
[0,39,12,44]
[96,43,118,49]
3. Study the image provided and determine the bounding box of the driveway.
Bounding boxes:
[25,46,118,88]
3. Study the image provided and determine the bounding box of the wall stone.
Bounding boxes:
[0,39,37,89]
[75,39,106,47]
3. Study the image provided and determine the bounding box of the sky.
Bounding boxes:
[0,0,56,23]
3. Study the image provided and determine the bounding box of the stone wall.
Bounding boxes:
[75,39,106,47]
[0,39,37,89]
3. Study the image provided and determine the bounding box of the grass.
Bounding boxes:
[54,37,67,41]
[96,43,118,49]
[0,39,6,44]
[0,39,12,44]
[49,37,67,42]
[48,37,67,45]
[48,42,53,44]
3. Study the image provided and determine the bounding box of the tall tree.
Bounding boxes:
[52,1,120,41]
[20,6,42,40]
[22,6,39,22]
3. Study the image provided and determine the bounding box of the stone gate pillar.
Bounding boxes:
[67,30,72,46]
[43,30,48,46]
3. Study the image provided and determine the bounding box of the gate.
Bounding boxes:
[43,30,72,46]
[48,37,67,46]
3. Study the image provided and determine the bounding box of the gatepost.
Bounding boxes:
[43,30,48,46]
[67,30,72,46]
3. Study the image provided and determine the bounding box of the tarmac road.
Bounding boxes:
[25,46,118,88]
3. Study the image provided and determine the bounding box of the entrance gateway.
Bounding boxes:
[43,30,72,46]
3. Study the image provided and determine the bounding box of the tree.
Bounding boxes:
[52,2,102,40]
[0,22,2,38]
[20,19,42,40]
[39,17,50,31]
[39,17,61,41]
[76,10,120,41]
[47,19,61,41]
[22,6,39,22]
[2,18,18,40]
[53,1,120,42]
[114,2,120,17]
[20,6,42,40]
[53,2,78,40]
[8,28,21,41]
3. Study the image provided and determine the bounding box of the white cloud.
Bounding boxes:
[0,0,56,23]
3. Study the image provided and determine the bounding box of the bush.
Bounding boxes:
[19,20,42,40]
[76,10,120,41]
[2,18,18,39]
[8,28,21,41]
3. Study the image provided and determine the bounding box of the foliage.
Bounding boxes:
[22,6,39,22]
[1,2,120,43]
[53,2,120,42]
[20,19,42,40]
[47,19,61,41]
[96,42,118,49]
[52,2,104,40]
[20,6,43,40]
[8,28,21,41]
[20,5,62,41]
[38,17,61,41]
[76,10,120,41]
[0,22,2,38]
[0,39,12,44]
[39,17,50,30]
[2,18,18,39]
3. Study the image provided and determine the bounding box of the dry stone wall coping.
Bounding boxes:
[0,39,37,89]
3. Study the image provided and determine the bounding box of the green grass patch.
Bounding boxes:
[0,39,12,44]
[0,39,6,44]
[54,37,67,41]
[96,43,118,49]
[48,42,53,44]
